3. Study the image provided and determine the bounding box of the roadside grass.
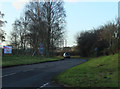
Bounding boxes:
[54,54,118,87]
[2,55,84,67]
[2,55,63,67]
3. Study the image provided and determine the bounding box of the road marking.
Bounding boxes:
[1,73,16,78]
[37,82,49,89]
[1,69,34,78]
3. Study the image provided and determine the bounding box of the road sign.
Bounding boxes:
[4,46,12,54]
[39,43,44,55]
[114,31,118,38]
[94,47,98,51]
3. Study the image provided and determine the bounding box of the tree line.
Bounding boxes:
[76,19,120,57]
[10,0,66,56]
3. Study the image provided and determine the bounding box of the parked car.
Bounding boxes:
[63,52,70,59]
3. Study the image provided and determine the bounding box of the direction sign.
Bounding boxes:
[39,43,44,55]
[4,46,12,54]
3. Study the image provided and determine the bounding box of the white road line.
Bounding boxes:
[1,69,34,78]
[1,73,16,78]
[37,82,49,89]
[23,69,34,72]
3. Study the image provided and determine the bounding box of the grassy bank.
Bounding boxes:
[54,54,118,87]
[2,55,63,67]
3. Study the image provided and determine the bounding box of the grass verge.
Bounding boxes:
[54,54,118,87]
[2,55,63,67]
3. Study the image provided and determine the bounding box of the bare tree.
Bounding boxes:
[25,1,48,55]
[42,0,66,55]
[24,1,66,56]
[0,11,7,42]
[11,0,66,56]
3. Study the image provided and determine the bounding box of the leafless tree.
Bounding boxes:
[0,11,7,42]
[24,0,66,56]
[42,0,66,55]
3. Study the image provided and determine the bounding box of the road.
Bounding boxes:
[2,58,86,89]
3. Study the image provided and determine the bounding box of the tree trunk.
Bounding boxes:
[47,2,51,56]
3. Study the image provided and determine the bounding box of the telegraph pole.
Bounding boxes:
[0,40,2,89]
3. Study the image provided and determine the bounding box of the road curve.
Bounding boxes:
[2,58,87,89]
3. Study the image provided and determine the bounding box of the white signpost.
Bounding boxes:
[4,46,12,54]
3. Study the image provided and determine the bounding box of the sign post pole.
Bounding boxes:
[0,43,2,89]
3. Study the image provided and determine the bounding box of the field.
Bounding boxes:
[54,54,119,87]
[2,55,63,67]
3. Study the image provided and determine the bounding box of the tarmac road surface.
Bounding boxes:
[2,58,87,89]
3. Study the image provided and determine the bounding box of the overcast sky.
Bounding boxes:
[0,0,118,47]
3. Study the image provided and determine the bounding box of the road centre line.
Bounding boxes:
[37,82,49,88]
[2,73,16,78]
[2,69,34,78]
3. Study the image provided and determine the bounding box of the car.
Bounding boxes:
[63,52,70,59]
